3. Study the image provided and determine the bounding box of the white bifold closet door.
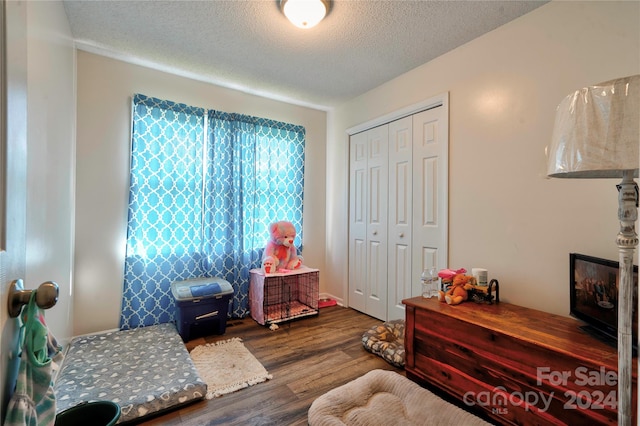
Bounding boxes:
[348,125,388,321]
[387,116,413,321]
[349,101,448,321]
[410,106,449,316]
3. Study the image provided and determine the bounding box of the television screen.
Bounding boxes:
[570,253,638,349]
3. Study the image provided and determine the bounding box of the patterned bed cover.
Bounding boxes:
[54,323,206,423]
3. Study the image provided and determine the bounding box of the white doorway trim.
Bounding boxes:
[346,93,448,136]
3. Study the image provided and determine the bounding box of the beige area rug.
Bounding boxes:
[190,337,272,399]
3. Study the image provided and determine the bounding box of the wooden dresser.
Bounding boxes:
[403,296,637,425]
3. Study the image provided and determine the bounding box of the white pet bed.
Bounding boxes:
[308,369,492,426]
[54,323,206,423]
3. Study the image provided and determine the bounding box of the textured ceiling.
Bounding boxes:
[62,0,548,110]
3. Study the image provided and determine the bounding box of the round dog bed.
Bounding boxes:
[361,319,405,368]
[308,369,491,426]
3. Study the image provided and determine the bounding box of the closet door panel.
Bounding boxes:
[420,156,439,225]
[348,131,368,312]
[412,107,448,297]
[366,240,386,320]
[365,125,388,320]
[388,116,412,320]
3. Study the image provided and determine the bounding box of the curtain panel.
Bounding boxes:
[120,94,305,329]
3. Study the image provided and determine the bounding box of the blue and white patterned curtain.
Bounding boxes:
[120,95,305,329]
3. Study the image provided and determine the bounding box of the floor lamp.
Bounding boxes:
[547,74,639,426]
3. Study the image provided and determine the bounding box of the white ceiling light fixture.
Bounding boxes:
[281,0,330,29]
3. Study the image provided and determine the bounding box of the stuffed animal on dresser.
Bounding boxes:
[261,221,303,274]
[438,273,475,305]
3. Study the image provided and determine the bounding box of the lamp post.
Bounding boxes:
[547,74,639,425]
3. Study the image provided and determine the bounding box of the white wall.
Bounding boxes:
[74,52,327,335]
[1,0,74,414]
[326,1,640,316]
[25,1,75,343]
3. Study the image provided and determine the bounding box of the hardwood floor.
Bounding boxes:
[138,305,403,426]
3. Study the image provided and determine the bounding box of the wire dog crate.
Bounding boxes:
[249,267,319,325]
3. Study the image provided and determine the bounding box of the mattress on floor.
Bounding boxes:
[54,323,206,423]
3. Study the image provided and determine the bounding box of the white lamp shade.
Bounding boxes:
[547,74,640,178]
[281,0,328,29]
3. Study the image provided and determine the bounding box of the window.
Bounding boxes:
[120,94,305,329]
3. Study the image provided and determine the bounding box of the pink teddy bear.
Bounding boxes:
[261,221,303,274]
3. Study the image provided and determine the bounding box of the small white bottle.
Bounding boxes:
[421,267,437,298]
[421,268,431,298]
[428,267,439,297]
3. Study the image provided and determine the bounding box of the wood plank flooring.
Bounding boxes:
[138,305,403,426]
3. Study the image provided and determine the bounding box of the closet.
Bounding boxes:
[348,97,449,321]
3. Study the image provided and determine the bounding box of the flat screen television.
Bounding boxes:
[570,253,638,350]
